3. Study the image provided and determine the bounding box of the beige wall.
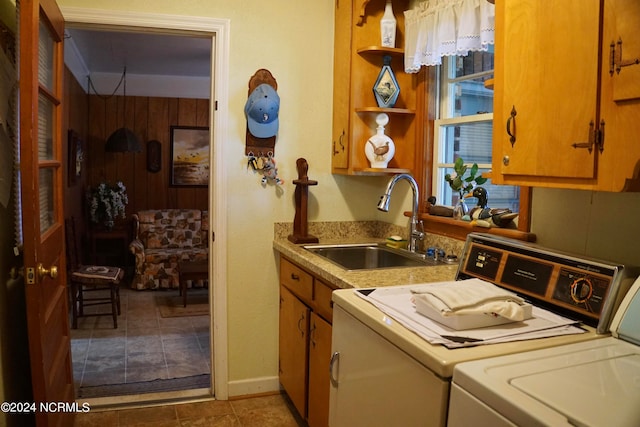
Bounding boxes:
[531,188,640,268]
[57,1,640,398]
[0,0,634,408]
[58,0,413,395]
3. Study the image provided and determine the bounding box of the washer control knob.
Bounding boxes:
[570,278,593,303]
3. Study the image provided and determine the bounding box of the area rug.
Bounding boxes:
[78,374,211,398]
[156,293,209,318]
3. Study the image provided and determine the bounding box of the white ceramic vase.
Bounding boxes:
[380,1,397,48]
[365,113,395,168]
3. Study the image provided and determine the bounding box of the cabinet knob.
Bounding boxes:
[502,155,510,166]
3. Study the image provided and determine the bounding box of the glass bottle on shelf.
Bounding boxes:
[365,113,395,168]
[380,1,397,48]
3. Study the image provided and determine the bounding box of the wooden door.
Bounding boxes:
[278,285,309,418]
[19,0,74,425]
[308,312,331,427]
[493,0,600,183]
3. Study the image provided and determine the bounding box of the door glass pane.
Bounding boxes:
[38,21,54,91]
[38,94,54,160]
[39,168,55,233]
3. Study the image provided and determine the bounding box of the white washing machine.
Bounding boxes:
[329,233,639,426]
[449,275,640,427]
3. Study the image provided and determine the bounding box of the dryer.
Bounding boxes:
[448,275,640,427]
[329,233,638,426]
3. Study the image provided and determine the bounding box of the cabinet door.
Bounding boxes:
[279,285,310,418]
[597,0,640,191]
[308,313,332,427]
[493,0,601,184]
[331,0,352,170]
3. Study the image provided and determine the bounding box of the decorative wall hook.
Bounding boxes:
[245,69,279,157]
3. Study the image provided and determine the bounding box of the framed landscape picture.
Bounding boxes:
[170,126,210,187]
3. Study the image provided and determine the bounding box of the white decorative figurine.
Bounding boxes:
[380,1,397,48]
[365,113,395,168]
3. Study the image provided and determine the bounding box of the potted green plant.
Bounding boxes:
[444,157,487,219]
[87,181,128,229]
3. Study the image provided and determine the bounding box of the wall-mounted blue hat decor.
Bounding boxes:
[244,69,283,188]
[245,69,279,159]
[245,83,280,138]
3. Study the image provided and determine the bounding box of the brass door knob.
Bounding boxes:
[37,263,58,280]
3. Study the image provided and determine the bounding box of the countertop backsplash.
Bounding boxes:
[274,221,465,258]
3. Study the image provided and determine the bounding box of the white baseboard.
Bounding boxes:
[226,376,281,398]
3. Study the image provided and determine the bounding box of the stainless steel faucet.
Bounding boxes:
[377,174,424,253]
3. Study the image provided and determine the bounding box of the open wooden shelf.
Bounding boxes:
[352,167,411,176]
[355,107,415,115]
[357,46,404,57]
[332,0,417,176]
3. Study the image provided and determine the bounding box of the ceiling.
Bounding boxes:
[65,28,212,98]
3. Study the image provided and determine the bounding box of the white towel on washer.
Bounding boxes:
[411,278,527,321]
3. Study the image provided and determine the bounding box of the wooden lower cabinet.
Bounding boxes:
[279,257,334,427]
[278,286,310,416]
[308,313,332,427]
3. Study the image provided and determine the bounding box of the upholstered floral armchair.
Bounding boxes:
[129,209,208,290]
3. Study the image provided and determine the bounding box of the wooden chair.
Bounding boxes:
[65,217,124,329]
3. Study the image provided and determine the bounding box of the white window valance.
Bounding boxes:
[404,0,495,73]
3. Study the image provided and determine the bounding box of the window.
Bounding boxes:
[432,49,520,212]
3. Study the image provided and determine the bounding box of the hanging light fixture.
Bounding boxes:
[104,67,142,152]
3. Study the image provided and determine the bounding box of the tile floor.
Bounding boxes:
[73,393,306,426]
[71,286,211,392]
[71,286,305,426]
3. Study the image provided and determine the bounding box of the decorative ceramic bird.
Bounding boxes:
[465,187,518,227]
[369,140,390,157]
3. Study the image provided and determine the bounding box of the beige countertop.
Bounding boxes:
[274,231,600,379]
[273,237,459,290]
[331,288,600,378]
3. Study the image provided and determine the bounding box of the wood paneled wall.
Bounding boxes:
[86,94,210,216]
[64,68,89,226]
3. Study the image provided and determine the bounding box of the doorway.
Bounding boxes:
[61,7,230,402]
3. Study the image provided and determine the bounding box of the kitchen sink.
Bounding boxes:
[303,243,444,270]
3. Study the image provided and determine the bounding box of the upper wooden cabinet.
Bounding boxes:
[332,0,424,175]
[492,0,640,191]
